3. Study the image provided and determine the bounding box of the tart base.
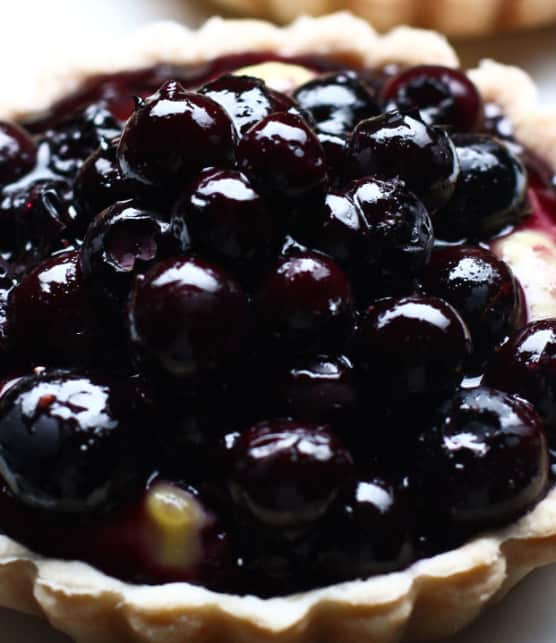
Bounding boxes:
[1,488,556,642]
[210,0,556,37]
[1,12,556,643]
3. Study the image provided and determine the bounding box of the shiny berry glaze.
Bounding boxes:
[238,111,327,203]
[7,250,102,366]
[0,371,146,512]
[118,80,236,188]
[485,320,556,443]
[81,200,191,310]
[201,74,297,135]
[73,141,141,235]
[416,387,548,532]
[227,420,353,530]
[0,122,37,184]
[422,246,525,367]
[129,256,251,379]
[436,134,528,241]
[356,295,472,402]
[175,168,276,275]
[293,71,380,136]
[0,54,552,597]
[349,111,459,212]
[270,354,357,426]
[258,251,355,352]
[381,65,483,132]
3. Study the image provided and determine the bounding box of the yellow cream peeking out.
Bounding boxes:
[145,483,206,569]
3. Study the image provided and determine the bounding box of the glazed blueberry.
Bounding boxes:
[7,250,101,365]
[73,142,141,236]
[237,112,328,202]
[0,177,75,265]
[349,110,459,212]
[297,191,363,266]
[80,200,191,308]
[299,178,432,297]
[423,247,525,367]
[381,65,483,132]
[43,103,121,177]
[271,354,357,425]
[350,177,433,295]
[175,168,276,273]
[314,475,414,583]
[200,74,296,135]
[317,132,349,186]
[0,370,146,512]
[416,387,549,531]
[436,134,528,240]
[0,122,37,185]
[484,321,556,440]
[118,80,236,187]
[356,295,472,402]
[258,251,354,352]
[228,420,353,529]
[293,71,380,136]
[0,276,15,354]
[129,256,251,378]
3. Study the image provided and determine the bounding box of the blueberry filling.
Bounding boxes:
[0,56,553,597]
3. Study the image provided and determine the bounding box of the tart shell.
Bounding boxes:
[210,0,556,37]
[1,13,556,643]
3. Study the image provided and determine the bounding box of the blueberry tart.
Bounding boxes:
[0,12,556,643]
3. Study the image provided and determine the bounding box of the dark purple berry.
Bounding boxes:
[228,420,353,529]
[484,320,556,441]
[129,256,251,379]
[237,112,328,202]
[0,370,146,512]
[317,132,348,187]
[381,65,483,132]
[271,354,357,425]
[416,387,548,531]
[43,103,121,177]
[0,276,15,354]
[297,177,432,297]
[314,475,414,583]
[0,176,75,264]
[175,168,276,273]
[200,74,296,135]
[118,80,236,187]
[349,177,433,294]
[258,251,354,352]
[298,191,363,265]
[422,246,525,366]
[0,122,37,185]
[73,142,141,236]
[7,250,101,365]
[349,111,459,212]
[436,134,528,241]
[80,200,190,308]
[293,71,380,136]
[356,295,472,401]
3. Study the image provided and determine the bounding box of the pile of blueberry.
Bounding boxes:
[0,57,554,595]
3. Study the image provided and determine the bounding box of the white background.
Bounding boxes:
[0,1,555,641]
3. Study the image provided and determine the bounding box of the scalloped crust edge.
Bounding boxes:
[1,12,556,643]
[210,0,556,37]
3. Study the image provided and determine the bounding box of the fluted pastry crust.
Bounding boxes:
[0,13,556,643]
[211,0,556,36]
